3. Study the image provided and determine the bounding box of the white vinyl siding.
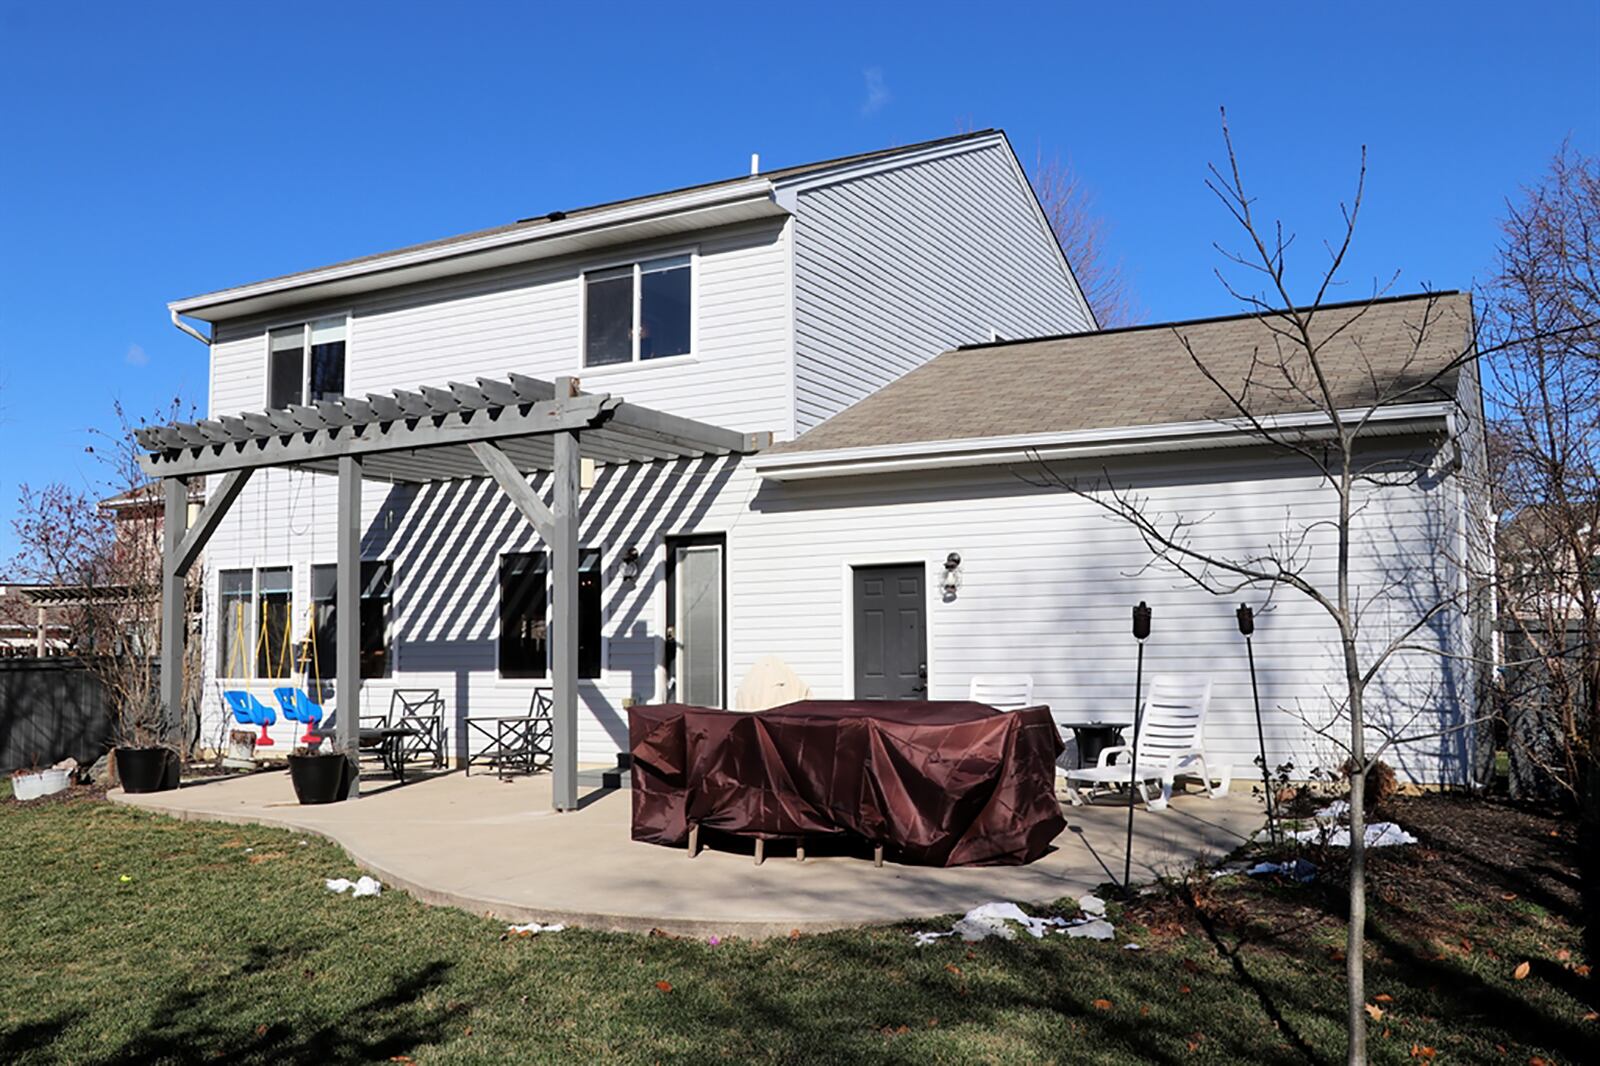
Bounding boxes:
[790,142,1093,430]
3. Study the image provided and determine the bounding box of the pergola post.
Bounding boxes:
[551,380,581,812]
[336,455,362,797]
[159,476,188,746]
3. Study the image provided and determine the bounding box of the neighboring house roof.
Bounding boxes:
[761,292,1473,469]
[171,129,1007,323]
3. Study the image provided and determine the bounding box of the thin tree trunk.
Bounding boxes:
[1344,642,1369,1065]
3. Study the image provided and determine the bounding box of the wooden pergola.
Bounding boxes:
[137,373,763,809]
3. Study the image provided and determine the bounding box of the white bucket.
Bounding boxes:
[11,768,70,801]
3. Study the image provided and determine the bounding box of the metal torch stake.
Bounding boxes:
[1245,633,1277,846]
[1122,637,1145,898]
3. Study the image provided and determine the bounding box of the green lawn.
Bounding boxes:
[1,780,1591,1065]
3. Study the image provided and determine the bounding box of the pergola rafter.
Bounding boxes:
[138,372,766,810]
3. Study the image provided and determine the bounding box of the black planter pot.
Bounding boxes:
[116,747,180,793]
[288,752,351,805]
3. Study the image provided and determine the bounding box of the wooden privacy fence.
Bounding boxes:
[1499,621,1594,801]
[0,657,145,772]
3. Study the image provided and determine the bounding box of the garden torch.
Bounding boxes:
[1237,604,1277,845]
[1123,600,1151,897]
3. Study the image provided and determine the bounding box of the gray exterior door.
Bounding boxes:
[853,564,927,700]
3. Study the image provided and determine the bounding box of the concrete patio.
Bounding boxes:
[112,770,1262,938]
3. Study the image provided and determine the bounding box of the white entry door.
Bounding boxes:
[669,537,724,708]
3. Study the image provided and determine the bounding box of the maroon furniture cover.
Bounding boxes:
[628,700,1066,867]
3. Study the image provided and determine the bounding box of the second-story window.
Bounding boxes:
[268,316,347,408]
[583,254,691,367]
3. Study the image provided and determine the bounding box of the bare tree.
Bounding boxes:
[1482,143,1600,965]
[4,398,203,753]
[1020,113,1521,1064]
[1031,153,1139,327]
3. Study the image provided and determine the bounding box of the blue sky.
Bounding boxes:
[1,1,1596,561]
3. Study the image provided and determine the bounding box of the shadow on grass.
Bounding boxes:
[91,952,459,1065]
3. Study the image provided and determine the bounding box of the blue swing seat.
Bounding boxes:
[223,690,277,747]
[273,688,326,744]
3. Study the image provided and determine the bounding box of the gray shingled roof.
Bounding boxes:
[771,292,1474,455]
[175,130,999,303]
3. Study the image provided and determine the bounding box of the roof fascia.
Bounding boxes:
[753,402,1457,481]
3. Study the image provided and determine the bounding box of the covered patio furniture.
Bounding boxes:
[1062,675,1230,811]
[629,700,1066,867]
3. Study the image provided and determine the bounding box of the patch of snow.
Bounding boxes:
[1289,822,1417,848]
[1064,919,1116,941]
[1246,859,1318,883]
[507,921,564,936]
[915,901,1076,946]
[324,875,383,897]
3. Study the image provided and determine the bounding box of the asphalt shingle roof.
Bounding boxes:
[771,292,1474,455]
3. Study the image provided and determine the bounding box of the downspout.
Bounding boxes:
[169,308,211,346]
[1446,411,1474,787]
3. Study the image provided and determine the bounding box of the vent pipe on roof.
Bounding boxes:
[169,308,211,346]
[750,153,760,176]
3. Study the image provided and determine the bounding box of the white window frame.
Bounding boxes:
[578,248,698,372]
[216,565,294,682]
[263,311,351,408]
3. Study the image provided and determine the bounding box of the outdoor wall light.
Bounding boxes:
[621,546,641,582]
[940,552,963,596]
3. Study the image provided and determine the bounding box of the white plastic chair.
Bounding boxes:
[969,675,1036,711]
[1062,674,1229,811]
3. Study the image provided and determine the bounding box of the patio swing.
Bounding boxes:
[274,609,326,746]
[220,599,284,746]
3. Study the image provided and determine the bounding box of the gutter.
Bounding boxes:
[754,403,1457,481]
[170,307,211,346]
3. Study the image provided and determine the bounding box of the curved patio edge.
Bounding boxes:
[108,771,1261,940]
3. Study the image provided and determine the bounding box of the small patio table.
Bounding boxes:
[359,726,417,782]
[1055,720,1128,768]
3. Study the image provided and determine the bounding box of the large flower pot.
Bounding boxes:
[288,752,351,805]
[116,747,180,793]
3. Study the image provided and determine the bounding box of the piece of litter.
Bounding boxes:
[506,921,564,936]
[1064,919,1116,941]
[118,874,132,883]
[707,935,721,946]
[1123,943,1142,951]
[1289,822,1418,848]
[912,901,1074,946]
[1247,859,1318,883]
[244,848,253,854]
[324,875,383,897]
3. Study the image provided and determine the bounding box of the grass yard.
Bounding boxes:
[1,781,1592,1065]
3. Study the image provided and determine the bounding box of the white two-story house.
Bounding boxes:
[160,128,1488,790]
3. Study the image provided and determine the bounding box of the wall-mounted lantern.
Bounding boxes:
[621,546,641,583]
[940,552,963,598]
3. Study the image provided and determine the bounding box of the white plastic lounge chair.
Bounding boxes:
[969,675,1036,711]
[1062,674,1229,811]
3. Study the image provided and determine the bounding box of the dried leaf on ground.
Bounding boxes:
[654,980,672,993]
[1512,961,1531,980]
[1092,998,1113,1011]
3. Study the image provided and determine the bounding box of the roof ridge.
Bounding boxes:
[955,290,1465,351]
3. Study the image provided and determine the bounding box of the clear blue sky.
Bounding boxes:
[2,1,1597,561]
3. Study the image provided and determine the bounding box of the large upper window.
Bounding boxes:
[310,561,393,680]
[583,254,691,367]
[217,567,292,679]
[268,317,347,408]
[498,548,604,679]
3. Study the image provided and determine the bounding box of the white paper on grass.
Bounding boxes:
[507,921,565,935]
[324,875,383,897]
[1289,822,1418,848]
[913,900,1107,946]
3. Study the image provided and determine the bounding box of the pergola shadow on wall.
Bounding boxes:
[137,373,764,809]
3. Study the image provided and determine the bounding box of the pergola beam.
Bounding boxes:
[138,393,614,480]
[336,455,362,797]
[470,441,555,542]
[166,468,252,578]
